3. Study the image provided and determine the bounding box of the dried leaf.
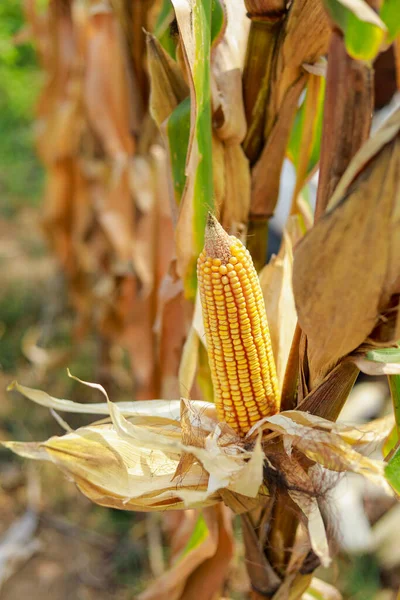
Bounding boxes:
[293,108,400,383]
[250,0,330,218]
[288,491,330,568]
[259,227,297,386]
[220,144,250,233]
[211,0,249,144]
[138,505,234,600]
[147,32,189,126]
[6,380,264,511]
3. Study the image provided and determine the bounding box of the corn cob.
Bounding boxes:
[197,214,280,435]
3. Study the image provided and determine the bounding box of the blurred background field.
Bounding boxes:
[0,1,399,599]
[0,3,149,597]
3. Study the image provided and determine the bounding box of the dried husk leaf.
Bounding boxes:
[155,271,189,399]
[259,413,391,489]
[5,381,265,512]
[293,108,400,383]
[288,488,330,567]
[220,144,251,235]
[259,227,297,386]
[7,375,393,527]
[296,360,359,421]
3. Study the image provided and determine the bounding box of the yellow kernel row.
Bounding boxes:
[197,219,280,436]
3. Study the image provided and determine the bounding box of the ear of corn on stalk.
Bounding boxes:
[197,215,280,435]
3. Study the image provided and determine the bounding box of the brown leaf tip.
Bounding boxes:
[204,213,232,263]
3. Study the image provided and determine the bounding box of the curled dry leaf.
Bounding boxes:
[293,108,400,383]
[5,376,393,551]
[5,380,265,512]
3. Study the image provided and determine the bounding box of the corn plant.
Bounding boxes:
[6,0,400,598]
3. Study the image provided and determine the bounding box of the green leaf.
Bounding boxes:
[365,345,400,363]
[383,425,398,457]
[385,446,400,494]
[171,0,218,299]
[154,0,177,58]
[167,97,191,204]
[178,512,209,559]
[388,374,400,437]
[211,0,225,47]
[287,76,326,176]
[380,0,400,42]
[191,0,215,253]
[323,0,387,61]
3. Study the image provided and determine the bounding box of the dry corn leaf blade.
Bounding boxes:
[211,0,249,144]
[147,32,189,126]
[288,490,330,568]
[29,0,82,164]
[259,227,297,386]
[293,108,400,382]
[155,272,189,399]
[179,326,201,399]
[139,505,234,600]
[84,8,133,158]
[84,7,135,263]
[7,380,186,420]
[221,144,251,233]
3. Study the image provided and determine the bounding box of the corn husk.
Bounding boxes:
[5,376,393,569]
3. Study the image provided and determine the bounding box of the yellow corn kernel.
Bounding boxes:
[197,214,280,436]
